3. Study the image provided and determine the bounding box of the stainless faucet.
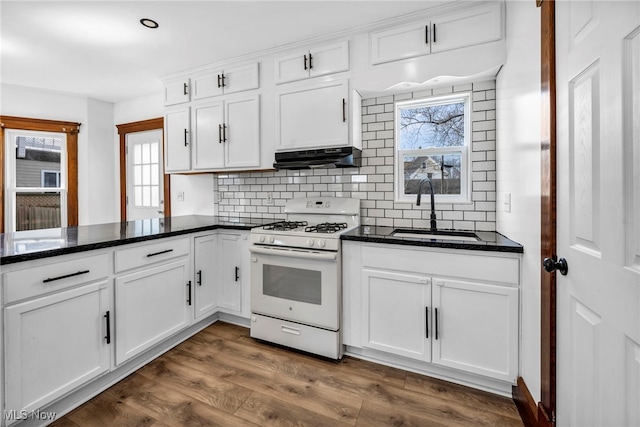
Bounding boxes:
[416,178,437,232]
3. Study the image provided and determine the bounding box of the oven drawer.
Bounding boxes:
[250,313,342,359]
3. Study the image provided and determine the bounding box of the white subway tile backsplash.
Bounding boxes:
[214,81,497,231]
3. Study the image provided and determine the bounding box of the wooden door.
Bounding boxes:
[126,129,165,220]
[555,2,640,425]
[361,268,432,362]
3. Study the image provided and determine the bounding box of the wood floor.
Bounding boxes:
[50,322,523,427]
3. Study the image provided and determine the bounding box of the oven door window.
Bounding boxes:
[263,265,321,305]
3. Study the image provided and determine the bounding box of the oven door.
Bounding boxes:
[250,245,340,331]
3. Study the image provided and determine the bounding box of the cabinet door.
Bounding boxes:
[223,62,260,95]
[274,48,311,84]
[224,95,260,168]
[115,259,191,365]
[192,100,224,170]
[164,107,191,172]
[192,69,224,100]
[5,281,110,413]
[194,234,218,319]
[362,269,432,362]
[308,41,349,78]
[431,278,517,381]
[370,21,431,65]
[430,2,502,54]
[163,76,190,106]
[218,234,242,313]
[275,79,349,151]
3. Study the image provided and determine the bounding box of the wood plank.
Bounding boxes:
[234,391,352,427]
[166,342,363,424]
[406,371,522,421]
[355,400,449,427]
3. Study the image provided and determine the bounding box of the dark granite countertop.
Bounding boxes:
[1,215,280,265]
[341,226,524,253]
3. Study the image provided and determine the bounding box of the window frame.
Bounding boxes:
[41,170,62,188]
[394,92,472,205]
[4,129,68,232]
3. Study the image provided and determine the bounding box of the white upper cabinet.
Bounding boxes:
[275,41,349,84]
[163,76,190,106]
[192,62,260,100]
[275,78,361,151]
[370,2,502,65]
[191,100,224,170]
[164,106,191,172]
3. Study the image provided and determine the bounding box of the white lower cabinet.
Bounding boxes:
[362,269,432,362]
[193,234,218,319]
[115,259,191,365]
[344,242,519,385]
[217,232,250,316]
[4,281,111,415]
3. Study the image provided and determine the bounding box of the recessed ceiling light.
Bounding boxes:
[140,18,159,29]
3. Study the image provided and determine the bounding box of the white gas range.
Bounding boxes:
[249,197,360,359]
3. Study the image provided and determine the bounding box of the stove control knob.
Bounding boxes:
[269,236,275,244]
[318,239,326,248]
[307,239,315,247]
[259,235,265,243]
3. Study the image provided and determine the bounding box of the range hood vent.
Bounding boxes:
[273,147,361,170]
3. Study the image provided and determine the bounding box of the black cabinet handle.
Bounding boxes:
[433,23,437,43]
[222,123,227,142]
[183,82,188,95]
[304,54,308,70]
[217,74,222,88]
[425,307,429,339]
[104,311,111,344]
[187,281,192,306]
[435,308,439,340]
[147,248,173,258]
[184,129,188,146]
[425,25,429,44]
[221,73,226,87]
[42,270,90,283]
[235,266,239,282]
[197,270,202,286]
[219,124,223,143]
[342,98,347,122]
[309,53,313,69]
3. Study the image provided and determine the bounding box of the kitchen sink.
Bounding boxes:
[390,229,481,242]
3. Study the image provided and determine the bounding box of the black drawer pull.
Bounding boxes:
[197,270,202,286]
[308,53,313,69]
[433,23,437,43]
[187,281,192,306]
[304,54,308,70]
[235,266,239,282]
[147,249,173,258]
[42,270,90,283]
[425,25,429,44]
[183,82,188,95]
[104,311,111,344]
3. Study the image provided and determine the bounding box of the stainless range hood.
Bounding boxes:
[273,147,361,170]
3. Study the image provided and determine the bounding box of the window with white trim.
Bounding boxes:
[395,93,471,204]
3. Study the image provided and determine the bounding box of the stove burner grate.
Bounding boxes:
[263,220,308,231]
[305,222,348,234]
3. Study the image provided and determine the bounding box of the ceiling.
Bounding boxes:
[1,1,452,103]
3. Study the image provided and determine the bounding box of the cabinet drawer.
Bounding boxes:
[3,253,109,304]
[114,237,190,273]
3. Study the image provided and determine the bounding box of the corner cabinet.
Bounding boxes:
[218,232,251,317]
[193,234,218,319]
[275,78,362,152]
[370,2,502,65]
[163,61,262,173]
[343,241,520,390]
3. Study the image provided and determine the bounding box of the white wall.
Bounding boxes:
[0,84,117,225]
[496,1,541,401]
[114,92,216,218]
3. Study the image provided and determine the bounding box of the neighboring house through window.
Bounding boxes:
[395,93,471,204]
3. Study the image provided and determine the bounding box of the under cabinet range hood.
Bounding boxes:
[273,147,361,170]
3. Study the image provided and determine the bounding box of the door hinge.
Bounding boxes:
[552,410,556,425]
[126,196,129,205]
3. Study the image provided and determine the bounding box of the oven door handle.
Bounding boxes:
[249,245,337,261]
